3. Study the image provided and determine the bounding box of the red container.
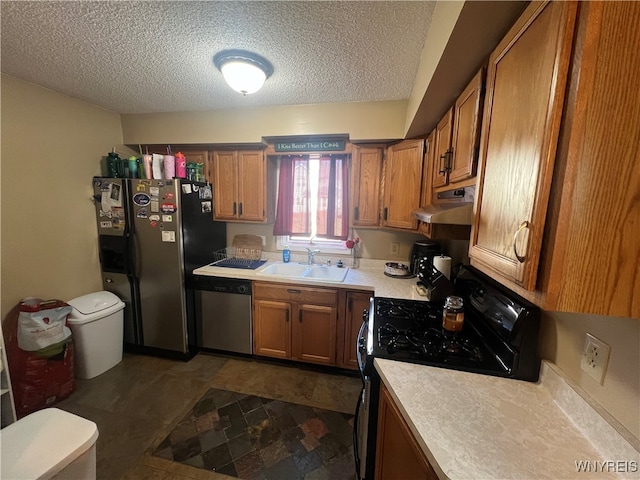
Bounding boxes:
[3,300,75,418]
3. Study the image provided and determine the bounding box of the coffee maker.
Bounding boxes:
[409,240,441,275]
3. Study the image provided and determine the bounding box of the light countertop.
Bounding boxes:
[193,256,426,300]
[375,358,640,479]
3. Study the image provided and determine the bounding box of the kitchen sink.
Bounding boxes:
[256,262,349,283]
[258,263,309,277]
[302,265,349,282]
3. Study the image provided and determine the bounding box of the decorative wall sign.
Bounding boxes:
[274,140,345,152]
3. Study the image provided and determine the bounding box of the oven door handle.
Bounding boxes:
[356,318,368,376]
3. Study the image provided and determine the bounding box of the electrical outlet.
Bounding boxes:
[390,242,400,255]
[258,235,266,246]
[581,333,611,385]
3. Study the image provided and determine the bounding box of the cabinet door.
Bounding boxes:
[351,146,383,227]
[432,109,453,189]
[342,292,370,370]
[294,304,337,366]
[238,150,266,222]
[253,299,291,359]
[449,69,484,184]
[469,0,577,289]
[382,139,424,230]
[375,384,438,480]
[212,151,238,220]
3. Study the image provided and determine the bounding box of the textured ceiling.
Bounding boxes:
[0,1,435,115]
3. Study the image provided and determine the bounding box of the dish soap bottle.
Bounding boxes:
[283,245,291,263]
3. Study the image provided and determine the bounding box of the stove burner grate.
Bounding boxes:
[378,322,484,363]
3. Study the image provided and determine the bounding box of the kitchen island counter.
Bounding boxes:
[375,358,640,479]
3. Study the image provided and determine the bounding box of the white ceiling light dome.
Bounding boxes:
[213,49,274,95]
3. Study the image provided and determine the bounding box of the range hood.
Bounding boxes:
[413,186,475,225]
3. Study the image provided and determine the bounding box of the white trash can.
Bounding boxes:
[67,291,125,379]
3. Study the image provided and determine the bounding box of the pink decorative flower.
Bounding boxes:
[345,237,360,249]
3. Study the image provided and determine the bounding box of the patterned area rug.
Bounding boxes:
[154,387,356,480]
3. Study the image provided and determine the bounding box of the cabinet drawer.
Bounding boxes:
[253,282,338,305]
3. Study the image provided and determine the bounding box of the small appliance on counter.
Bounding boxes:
[409,240,440,275]
[415,262,453,302]
[383,262,413,278]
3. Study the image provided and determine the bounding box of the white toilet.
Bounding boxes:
[0,408,99,479]
[67,291,125,379]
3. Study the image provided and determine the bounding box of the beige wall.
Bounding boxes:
[120,101,408,145]
[405,1,463,134]
[540,312,640,444]
[0,75,123,319]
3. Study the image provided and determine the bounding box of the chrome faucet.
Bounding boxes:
[306,248,321,265]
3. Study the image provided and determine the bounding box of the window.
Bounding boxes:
[274,154,350,252]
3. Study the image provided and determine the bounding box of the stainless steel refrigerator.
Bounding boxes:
[92,177,226,357]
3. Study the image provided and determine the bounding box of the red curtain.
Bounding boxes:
[273,154,349,240]
[273,156,310,236]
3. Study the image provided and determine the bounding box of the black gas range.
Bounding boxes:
[354,265,541,479]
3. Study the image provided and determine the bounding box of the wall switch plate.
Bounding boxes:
[390,242,400,255]
[581,333,611,385]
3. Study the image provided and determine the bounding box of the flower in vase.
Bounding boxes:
[345,237,360,249]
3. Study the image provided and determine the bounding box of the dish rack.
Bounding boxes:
[210,247,264,268]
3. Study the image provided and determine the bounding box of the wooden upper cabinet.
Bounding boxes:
[212,151,238,219]
[469,0,578,290]
[381,139,424,230]
[351,146,383,227]
[237,151,266,222]
[449,68,484,184]
[539,1,640,318]
[432,110,453,189]
[431,69,484,190]
[212,149,268,222]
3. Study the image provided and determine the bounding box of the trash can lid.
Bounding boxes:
[67,291,122,315]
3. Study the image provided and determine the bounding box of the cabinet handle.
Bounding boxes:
[233,202,237,215]
[513,221,530,263]
[354,207,359,221]
[439,153,448,175]
[239,203,243,216]
[286,309,290,322]
[383,207,388,221]
[299,310,303,322]
[439,149,453,175]
[287,289,301,294]
[348,298,353,312]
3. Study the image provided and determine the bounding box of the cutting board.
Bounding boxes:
[231,235,263,259]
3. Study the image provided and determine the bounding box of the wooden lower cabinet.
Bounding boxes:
[376,383,439,480]
[253,282,338,366]
[340,291,371,370]
[253,299,291,359]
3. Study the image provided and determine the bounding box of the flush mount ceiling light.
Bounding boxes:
[213,49,274,95]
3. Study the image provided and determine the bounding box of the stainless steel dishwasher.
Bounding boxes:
[191,276,253,355]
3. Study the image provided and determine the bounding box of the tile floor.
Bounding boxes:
[154,387,355,479]
[56,353,361,479]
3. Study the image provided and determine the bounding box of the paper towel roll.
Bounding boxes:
[433,255,452,279]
